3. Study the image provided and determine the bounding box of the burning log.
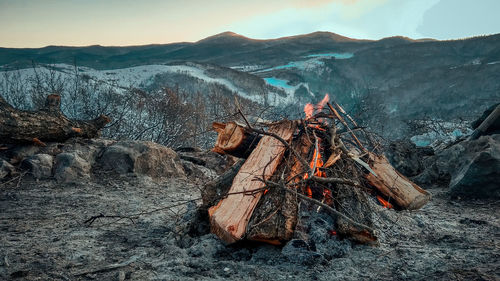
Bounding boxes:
[0,94,110,145]
[365,153,431,210]
[209,120,297,244]
[212,121,261,158]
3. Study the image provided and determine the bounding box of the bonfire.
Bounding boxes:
[203,94,431,245]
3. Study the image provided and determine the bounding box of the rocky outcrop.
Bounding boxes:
[412,135,500,198]
[98,141,185,180]
[448,135,500,198]
[0,138,191,183]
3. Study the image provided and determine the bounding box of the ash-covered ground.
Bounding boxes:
[1,170,499,281]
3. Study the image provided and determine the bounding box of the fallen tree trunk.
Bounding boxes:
[209,120,297,244]
[212,122,261,158]
[366,153,431,210]
[0,94,110,144]
[469,104,500,140]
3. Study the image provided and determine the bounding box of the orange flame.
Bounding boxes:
[303,144,326,198]
[317,94,330,112]
[301,94,330,198]
[377,195,393,209]
[303,94,329,119]
[304,103,314,119]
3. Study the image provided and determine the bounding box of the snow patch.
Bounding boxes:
[263,77,315,103]
[0,63,270,104]
[304,53,354,59]
[410,121,472,148]
[253,58,325,73]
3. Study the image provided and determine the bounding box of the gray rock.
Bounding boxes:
[417,134,500,197]
[449,135,500,198]
[386,140,434,177]
[7,146,40,164]
[181,160,217,181]
[99,141,185,180]
[0,160,15,179]
[21,154,53,179]
[54,152,91,183]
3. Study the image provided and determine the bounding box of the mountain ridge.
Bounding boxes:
[1,31,498,70]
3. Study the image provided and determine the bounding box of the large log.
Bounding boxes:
[209,120,297,244]
[212,122,261,158]
[469,104,500,140]
[366,153,431,210]
[0,94,110,144]
[246,131,311,245]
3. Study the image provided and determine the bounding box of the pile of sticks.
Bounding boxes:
[205,100,431,245]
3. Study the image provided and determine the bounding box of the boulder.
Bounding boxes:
[449,135,500,198]
[415,134,500,197]
[385,140,434,177]
[413,141,464,186]
[21,154,54,179]
[5,145,40,164]
[99,141,185,180]
[54,152,91,183]
[0,160,15,179]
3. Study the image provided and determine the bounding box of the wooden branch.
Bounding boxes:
[264,180,375,235]
[307,176,363,188]
[327,102,366,152]
[0,94,110,144]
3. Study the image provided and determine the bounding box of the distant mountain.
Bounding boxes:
[0,31,425,70]
[1,31,499,141]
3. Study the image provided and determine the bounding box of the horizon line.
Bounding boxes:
[1,30,499,49]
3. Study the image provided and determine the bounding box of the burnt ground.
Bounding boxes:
[1,173,499,281]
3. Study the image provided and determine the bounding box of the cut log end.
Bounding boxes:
[212,122,261,158]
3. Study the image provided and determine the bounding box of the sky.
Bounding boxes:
[0,0,499,48]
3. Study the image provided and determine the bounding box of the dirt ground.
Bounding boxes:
[1,172,499,281]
